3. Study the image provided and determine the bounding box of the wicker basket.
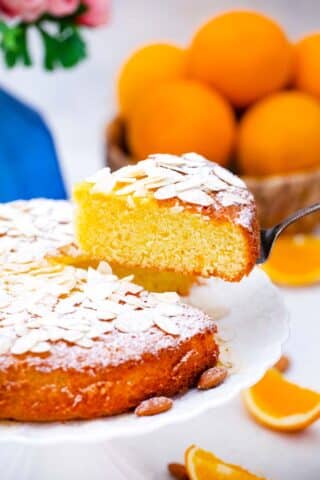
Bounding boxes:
[106,116,320,232]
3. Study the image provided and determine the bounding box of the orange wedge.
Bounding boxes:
[185,445,265,480]
[243,368,320,432]
[262,234,320,286]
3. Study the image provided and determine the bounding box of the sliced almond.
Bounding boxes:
[114,311,154,333]
[0,336,12,354]
[274,354,290,373]
[154,184,177,200]
[213,164,246,188]
[11,330,43,355]
[154,316,180,336]
[31,341,51,353]
[168,463,189,480]
[177,189,213,207]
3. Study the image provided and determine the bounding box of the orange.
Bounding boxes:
[237,91,320,176]
[294,33,320,99]
[127,79,236,165]
[185,445,265,480]
[262,234,320,286]
[243,368,320,432]
[117,43,186,119]
[187,10,293,107]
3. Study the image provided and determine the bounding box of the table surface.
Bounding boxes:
[120,284,320,480]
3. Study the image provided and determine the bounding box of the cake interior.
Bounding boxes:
[74,182,254,281]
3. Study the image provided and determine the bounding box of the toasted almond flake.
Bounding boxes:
[217,191,250,207]
[182,152,207,165]
[86,322,113,337]
[0,336,12,354]
[11,330,42,355]
[155,303,184,316]
[14,324,28,336]
[91,178,116,195]
[31,341,51,353]
[96,309,117,320]
[154,316,180,336]
[96,261,113,276]
[0,294,11,308]
[177,189,213,207]
[174,176,204,192]
[205,175,228,191]
[154,184,177,200]
[61,330,84,342]
[213,164,246,188]
[150,153,185,165]
[76,337,94,348]
[114,311,154,333]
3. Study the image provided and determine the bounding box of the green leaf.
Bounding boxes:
[0,23,32,68]
[58,26,86,68]
[38,28,60,70]
[38,22,86,70]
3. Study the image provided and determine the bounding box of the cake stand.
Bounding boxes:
[0,268,289,480]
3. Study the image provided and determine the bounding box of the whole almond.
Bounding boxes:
[197,366,228,390]
[274,354,290,373]
[168,463,189,480]
[135,396,173,416]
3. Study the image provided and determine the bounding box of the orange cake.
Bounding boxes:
[74,153,260,281]
[0,262,218,421]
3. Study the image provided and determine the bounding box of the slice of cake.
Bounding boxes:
[73,153,260,282]
[0,262,218,421]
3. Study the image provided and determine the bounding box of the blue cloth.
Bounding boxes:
[0,88,67,202]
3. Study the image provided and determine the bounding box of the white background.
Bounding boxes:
[0,1,319,478]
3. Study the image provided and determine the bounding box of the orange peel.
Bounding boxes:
[185,445,266,480]
[242,368,320,432]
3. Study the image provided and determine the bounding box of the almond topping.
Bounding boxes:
[134,396,173,416]
[197,366,228,390]
[274,354,290,373]
[168,463,189,480]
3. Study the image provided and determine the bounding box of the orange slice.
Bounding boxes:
[243,368,320,432]
[185,445,265,480]
[262,234,320,286]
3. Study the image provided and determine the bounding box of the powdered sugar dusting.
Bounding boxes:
[0,260,217,364]
[0,199,73,274]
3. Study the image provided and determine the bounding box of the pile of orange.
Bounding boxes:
[116,10,320,178]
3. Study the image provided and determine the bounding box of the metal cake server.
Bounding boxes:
[257,203,320,264]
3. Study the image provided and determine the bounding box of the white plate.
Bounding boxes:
[0,268,289,446]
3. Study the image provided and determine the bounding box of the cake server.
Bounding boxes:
[257,202,320,263]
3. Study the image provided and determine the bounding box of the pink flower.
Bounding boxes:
[78,0,109,27]
[0,0,48,21]
[47,0,79,17]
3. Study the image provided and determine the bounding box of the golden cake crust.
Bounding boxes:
[0,263,218,422]
[0,323,218,422]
